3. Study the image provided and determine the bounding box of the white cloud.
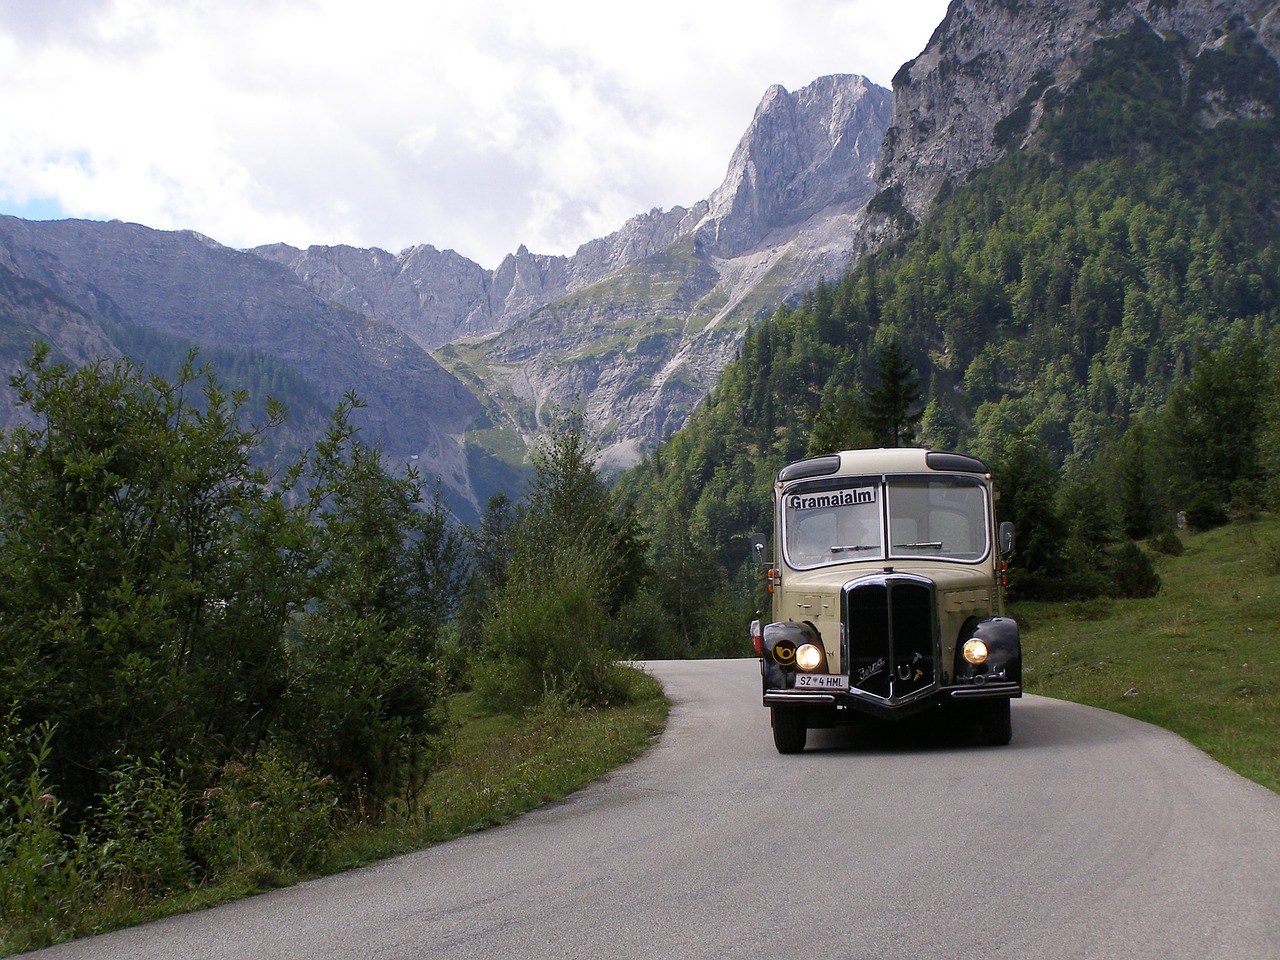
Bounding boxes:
[0,0,949,267]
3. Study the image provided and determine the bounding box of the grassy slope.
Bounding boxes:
[1013,515,1280,793]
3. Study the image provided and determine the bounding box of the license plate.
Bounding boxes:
[795,674,848,690]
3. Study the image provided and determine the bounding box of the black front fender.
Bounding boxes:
[956,616,1021,687]
[760,621,821,690]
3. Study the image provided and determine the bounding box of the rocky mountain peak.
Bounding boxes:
[695,74,891,258]
[249,73,896,487]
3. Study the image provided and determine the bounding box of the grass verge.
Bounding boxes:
[1013,514,1280,794]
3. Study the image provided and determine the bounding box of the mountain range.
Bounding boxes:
[2,0,1277,519]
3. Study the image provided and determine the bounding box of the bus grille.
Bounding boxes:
[843,576,938,702]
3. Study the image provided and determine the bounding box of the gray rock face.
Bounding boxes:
[254,209,703,355]
[0,216,482,498]
[259,75,893,471]
[695,74,889,258]
[254,241,497,350]
[878,0,1280,220]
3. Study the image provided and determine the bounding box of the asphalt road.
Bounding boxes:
[21,658,1280,959]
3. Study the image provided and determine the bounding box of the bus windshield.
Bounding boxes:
[782,476,990,568]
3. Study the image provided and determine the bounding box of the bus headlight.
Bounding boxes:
[795,643,824,671]
[963,638,989,665]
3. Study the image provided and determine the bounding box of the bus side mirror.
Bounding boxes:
[999,521,1015,556]
[749,532,768,564]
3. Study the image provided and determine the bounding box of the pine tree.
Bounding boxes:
[863,339,923,447]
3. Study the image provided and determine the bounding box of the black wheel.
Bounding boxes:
[772,707,807,754]
[977,698,1012,746]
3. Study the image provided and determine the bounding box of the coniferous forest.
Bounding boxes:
[615,20,1280,643]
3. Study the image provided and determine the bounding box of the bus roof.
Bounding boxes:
[777,448,990,484]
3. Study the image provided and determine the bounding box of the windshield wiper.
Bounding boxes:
[830,544,878,554]
[894,541,943,550]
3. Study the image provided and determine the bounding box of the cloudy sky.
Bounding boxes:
[0,0,949,268]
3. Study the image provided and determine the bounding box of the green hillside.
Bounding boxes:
[1016,516,1280,794]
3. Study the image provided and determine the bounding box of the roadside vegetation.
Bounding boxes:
[1,680,665,956]
[0,350,668,954]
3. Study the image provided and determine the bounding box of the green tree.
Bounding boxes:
[1260,340,1280,510]
[404,481,471,654]
[645,481,727,656]
[807,382,874,456]
[917,377,965,451]
[1159,332,1268,526]
[863,339,923,447]
[0,348,305,814]
[473,408,648,711]
[1113,425,1163,539]
[976,426,1070,599]
[283,397,449,807]
[521,406,648,613]
[460,492,516,623]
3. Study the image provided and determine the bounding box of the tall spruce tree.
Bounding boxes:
[864,340,923,448]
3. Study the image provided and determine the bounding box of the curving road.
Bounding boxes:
[22,658,1280,959]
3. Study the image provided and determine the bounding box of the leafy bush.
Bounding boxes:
[1148,528,1185,556]
[606,589,686,659]
[91,756,191,900]
[192,750,337,880]
[0,717,92,948]
[283,615,448,812]
[689,585,760,658]
[1183,491,1229,532]
[473,544,631,713]
[1107,541,1162,599]
[0,349,308,815]
[468,408,649,714]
